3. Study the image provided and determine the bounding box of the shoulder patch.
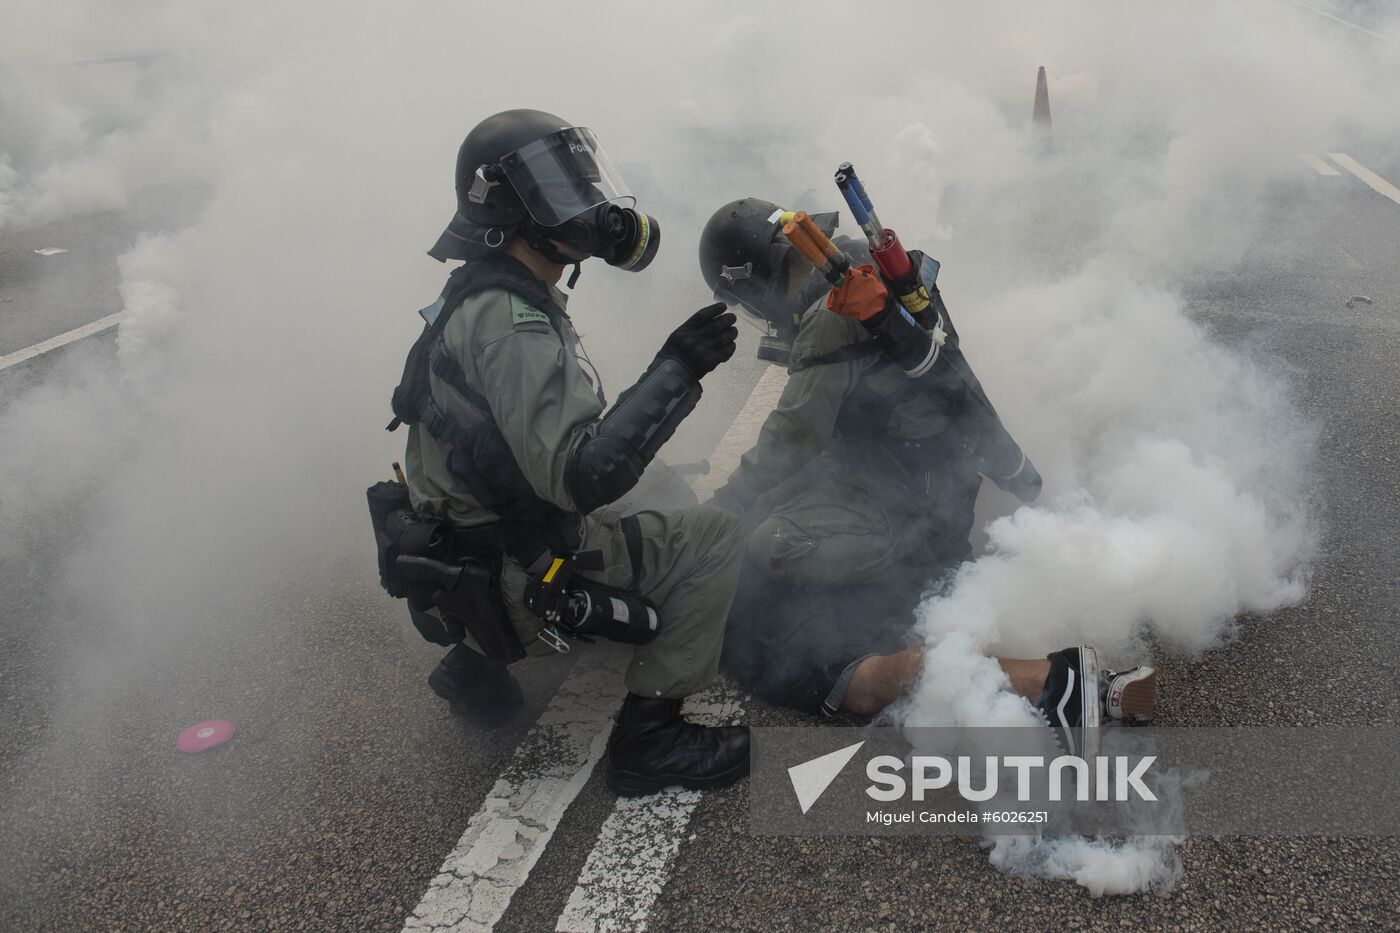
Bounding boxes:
[510,294,552,328]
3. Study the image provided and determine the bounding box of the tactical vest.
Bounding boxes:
[789,315,967,477]
[387,255,574,534]
[376,257,650,654]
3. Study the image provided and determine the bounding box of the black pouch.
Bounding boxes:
[395,552,520,657]
[407,601,464,647]
[395,538,524,659]
[366,480,525,660]
[431,562,525,660]
[367,481,413,598]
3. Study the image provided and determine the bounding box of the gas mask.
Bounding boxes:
[496,127,661,273]
[552,201,661,272]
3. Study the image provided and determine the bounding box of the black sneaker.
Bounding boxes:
[1037,647,1159,756]
[1036,645,1102,759]
[428,644,524,730]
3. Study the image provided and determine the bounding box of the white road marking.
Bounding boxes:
[0,312,125,373]
[688,363,789,501]
[553,363,790,933]
[1328,153,1400,207]
[1297,153,1341,176]
[402,356,791,933]
[1286,0,1393,42]
[402,648,631,933]
[554,682,746,933]
[33,247,69,256]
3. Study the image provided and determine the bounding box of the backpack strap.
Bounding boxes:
[387,255,565,432]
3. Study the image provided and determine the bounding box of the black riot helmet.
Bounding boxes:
[698,198,840,359]
[428,109,660,276]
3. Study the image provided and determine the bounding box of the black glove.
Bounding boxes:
[656,302,738,380]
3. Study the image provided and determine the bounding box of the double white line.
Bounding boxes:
[1298,152,1400,207]
[402,366,789,933]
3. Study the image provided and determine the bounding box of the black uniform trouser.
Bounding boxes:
[722,457,981,715]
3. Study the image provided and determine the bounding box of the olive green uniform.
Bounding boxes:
[716,305,980,584]
[405,286,743,699]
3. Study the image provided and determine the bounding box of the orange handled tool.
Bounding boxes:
[781,215,853,286]
[780,220,828,270]
[795,212,840,263]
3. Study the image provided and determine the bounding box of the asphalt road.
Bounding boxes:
[3,145,1400,932]
[0,187,205,358]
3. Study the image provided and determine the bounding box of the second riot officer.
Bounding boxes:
[378,110,748,796]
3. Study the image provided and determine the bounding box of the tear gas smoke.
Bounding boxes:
[2,0,1396,903]
[884,2,1396,893]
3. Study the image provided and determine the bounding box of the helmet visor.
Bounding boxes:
[498,127,634,226]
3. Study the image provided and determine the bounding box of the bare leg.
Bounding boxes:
[842,648,1051,715]
[999,657,1053,699]
[843,647,924,715]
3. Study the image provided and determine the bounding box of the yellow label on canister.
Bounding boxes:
[543,557,567,584]
[898,288,931,314]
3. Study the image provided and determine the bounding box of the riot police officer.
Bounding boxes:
[385,111,748,796]
[697,198,1155,733]
[700,199,984,583]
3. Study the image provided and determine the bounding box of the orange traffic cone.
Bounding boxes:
[1032,65,1053,152]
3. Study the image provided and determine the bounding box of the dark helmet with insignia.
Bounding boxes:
[697,198,844,360]
[429,109,659,274]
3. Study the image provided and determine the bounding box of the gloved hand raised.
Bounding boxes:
[656,302,738,380]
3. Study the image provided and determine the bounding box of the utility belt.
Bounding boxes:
[366,478,660,661]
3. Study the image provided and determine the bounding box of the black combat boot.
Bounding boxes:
[605,693,750,797]
[428,644,524,729]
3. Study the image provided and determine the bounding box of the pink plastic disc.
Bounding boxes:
[176,719,236,753]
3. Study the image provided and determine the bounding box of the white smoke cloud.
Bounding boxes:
[987,833,1185,897]
[885,0,1397,894]
[2,0,1397,904]
[899,274,1316,889]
